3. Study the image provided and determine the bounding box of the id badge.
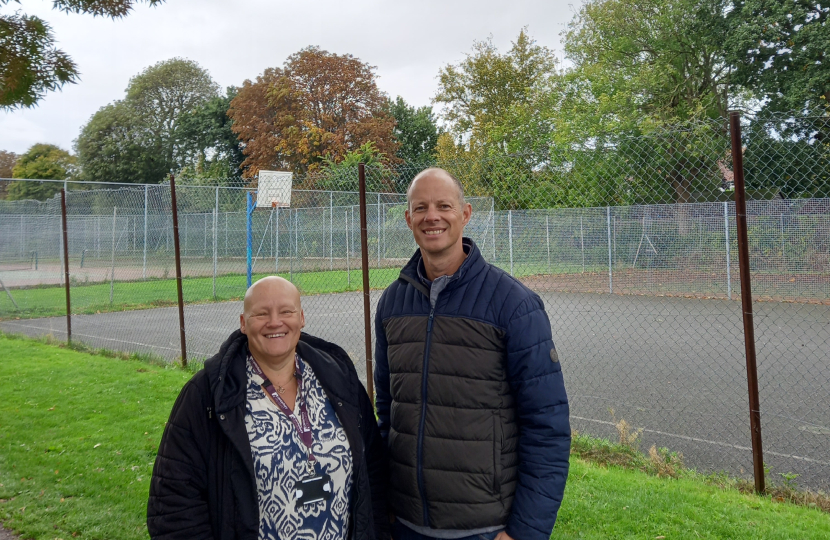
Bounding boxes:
[294,473,332,508]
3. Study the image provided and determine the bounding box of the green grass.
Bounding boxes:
[0,268,401,320]
[1,335,829,539]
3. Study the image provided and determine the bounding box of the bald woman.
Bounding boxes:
[149,277,388,540]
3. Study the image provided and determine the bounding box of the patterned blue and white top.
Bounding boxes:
[245,353,353,540]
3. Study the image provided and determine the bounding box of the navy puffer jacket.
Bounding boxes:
[374,238,570,540]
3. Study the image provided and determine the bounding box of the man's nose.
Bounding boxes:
[424,205,440,221]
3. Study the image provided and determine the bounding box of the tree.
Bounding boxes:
[725,1,830,116]
[176,87,245,184]
[388,96,440,165]
[6,143,74,200]
[562,0,732,131]
[229,46,398,177]
[0,149,16,177]
[0,0,163,110]
[433,28,559,153]
[304,141,395,191]
[75,58,220,183]
[561,0,734,208]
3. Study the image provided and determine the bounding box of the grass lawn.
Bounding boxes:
[0,268,402,320]
[1,334,829,539]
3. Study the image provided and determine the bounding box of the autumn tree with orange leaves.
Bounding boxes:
[228,47,398,181]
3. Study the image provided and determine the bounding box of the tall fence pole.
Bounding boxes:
[143,185,148,280]
[508,210,514,275]
[170,175,187,367]
[724,201,732,300]
[546,215,551,274]
[580,214,585,273]
[345,210,350,286]
[730,111,764,494]
[607,206,613,293]
[377,193,381,269]
[330,191,334,271]
[213,187,218,300]
[359,164,375,401]
[110,207,117,304]
[60,189,71,344]
[247,192,254,288]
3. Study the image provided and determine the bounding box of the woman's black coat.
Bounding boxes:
[147,330,389,540]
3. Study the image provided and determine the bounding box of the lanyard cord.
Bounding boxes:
[249,352,317,473]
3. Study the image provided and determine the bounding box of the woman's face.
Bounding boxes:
[240,281,305,368]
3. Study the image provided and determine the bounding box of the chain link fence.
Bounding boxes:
[1,112,829,493]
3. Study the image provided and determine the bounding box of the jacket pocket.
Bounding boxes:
[492,410,503,496]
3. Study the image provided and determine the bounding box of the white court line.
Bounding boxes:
[1,321,181,353]
[572,415,830,467]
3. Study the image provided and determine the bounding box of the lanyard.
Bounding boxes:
[249,352,317,474]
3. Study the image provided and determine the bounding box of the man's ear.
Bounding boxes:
[300,309,305,329]
[405,209,413,231]
[239,313,247,334]
[462,203,472,226]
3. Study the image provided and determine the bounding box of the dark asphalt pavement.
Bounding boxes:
[3,290,829,490]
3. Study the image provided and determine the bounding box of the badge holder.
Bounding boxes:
[295,460,332,508]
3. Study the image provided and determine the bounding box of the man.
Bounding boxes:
[148,276,388,540]
[374,168,570,540]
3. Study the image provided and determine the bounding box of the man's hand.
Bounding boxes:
[494,531,515,540]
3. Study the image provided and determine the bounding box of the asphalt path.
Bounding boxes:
[3,291,829,490]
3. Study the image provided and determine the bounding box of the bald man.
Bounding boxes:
[149,277,389,540]
[374,169,570,540]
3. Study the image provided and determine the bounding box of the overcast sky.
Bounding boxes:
[1,0,578,155]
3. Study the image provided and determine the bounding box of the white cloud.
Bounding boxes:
[0,0,577,154]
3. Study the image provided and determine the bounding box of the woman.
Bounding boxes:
[148,276,388,540]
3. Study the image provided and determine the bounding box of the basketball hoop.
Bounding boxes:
[258,171,292,208]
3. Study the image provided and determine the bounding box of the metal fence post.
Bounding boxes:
[346,210,350,286]
[213,187,218,300]
[60,189,71,343]
[724,201,732,300]
[491,198,496,261]
[247,192,254,288]
[546,214,551,273]
[141,184,149,279]
[330,191,334,271]
[730,111,764,494]
[359,164,374,401]
[110,207,117,304]
[275,206,280,274]
[580,214,585,273]
[607,206,613,294]
[169,175,187,367]
[377,192,381,269]
[508,210,514,276]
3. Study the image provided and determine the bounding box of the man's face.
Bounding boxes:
[240,281,305,366]
[405,172,472,258]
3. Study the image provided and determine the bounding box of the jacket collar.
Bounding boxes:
[400,237,484,297]
[204,330,359,413]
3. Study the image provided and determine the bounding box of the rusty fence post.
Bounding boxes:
[358,164,374,402]
[60,188,71,343]
[170,174,188,367]
[730,111,765,494]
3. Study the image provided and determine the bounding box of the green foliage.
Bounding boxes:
[725,1,830,116]
[0,1,164,110]
[6,143,75,200]
[176,87,245,184]
[307,141,397,192]
[434,28,559,153]
[75,58,220,184]
[388,96,440,165]
[561,0,732,133]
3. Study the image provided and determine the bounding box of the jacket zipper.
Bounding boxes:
[416,306,436,527]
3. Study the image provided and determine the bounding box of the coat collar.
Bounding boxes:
[399,237,484,298]
[205,330,360,413]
